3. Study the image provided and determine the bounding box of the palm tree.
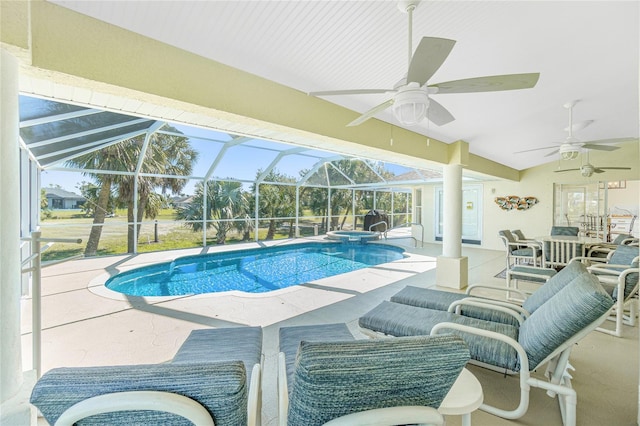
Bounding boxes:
[66,142,139,256]
[176,180,249,244]
[66,126,196,255]
[251,170,297,240]
[116,131,197,252]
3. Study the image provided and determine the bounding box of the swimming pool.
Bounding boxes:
[105,242,405,296]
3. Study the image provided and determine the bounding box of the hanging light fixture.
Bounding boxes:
[392,83,429,126]
[559,143,580,160]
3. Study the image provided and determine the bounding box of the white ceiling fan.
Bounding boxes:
[554,150,631,177]
[309,0,540,127]
[515,100,635,160]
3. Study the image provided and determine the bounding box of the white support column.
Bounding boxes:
[1,48,35,425]
[437,154,468,289]
[443,164,462,258]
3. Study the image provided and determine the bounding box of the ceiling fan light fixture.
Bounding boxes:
[392,85,429,126]
[559,144,580,160]
[581,165,594,177]
[561,150,580,160]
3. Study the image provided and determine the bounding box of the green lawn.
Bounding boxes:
[36,208,388,261]
[39,210,298,261]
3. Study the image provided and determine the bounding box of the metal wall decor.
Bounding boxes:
[494,195,538,211]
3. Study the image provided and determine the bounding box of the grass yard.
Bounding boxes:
[38,210,298,261]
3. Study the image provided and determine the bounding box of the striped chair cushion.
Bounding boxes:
[391,286,520,326]
[30,362,247,426]
[550,226,580,236]
[172,326,262,384]
[287,335,470,426]
[279,323,355,386]
[518,271,614,370]
[358,301,519,371]
[594,245,639,300]
[522,260,588,313]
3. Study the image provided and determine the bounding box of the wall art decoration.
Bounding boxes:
[494,195,538,211]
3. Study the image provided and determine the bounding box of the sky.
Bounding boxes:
[41,122,417,195]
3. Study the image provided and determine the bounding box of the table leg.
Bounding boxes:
[462,413,471,426]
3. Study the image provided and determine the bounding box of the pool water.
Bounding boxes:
[105,242,405,296]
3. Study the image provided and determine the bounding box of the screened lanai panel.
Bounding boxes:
[211,144,282,182]
[19,95,157,168]
[274,153,328,181]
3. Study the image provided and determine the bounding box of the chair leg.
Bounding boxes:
[627,298,637,327]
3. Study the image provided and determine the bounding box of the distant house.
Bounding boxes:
[45,188,86,209]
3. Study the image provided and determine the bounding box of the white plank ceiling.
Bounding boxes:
[48,0,639,171]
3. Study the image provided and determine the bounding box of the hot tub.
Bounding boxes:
[325,230,380,243]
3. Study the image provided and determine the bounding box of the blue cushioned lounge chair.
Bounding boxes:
[278,323,469,426]
[390,260,584,326]
[586,244,640,337]
[359,261,614,426]
[30,326,263,426]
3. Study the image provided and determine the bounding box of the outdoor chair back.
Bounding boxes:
[285,335,469,426]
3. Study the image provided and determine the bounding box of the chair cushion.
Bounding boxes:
[609,245,639,266]
[508,265,556,283]
[31,361,248,426]
[499,230,517,243]
[391,286,520,326]
[522,260,587,313]
[279,323,355,386]
[172,326,262,384]
[550,226,579,236]
[359,301,519,371]
[604,246,639,300]
[612,234,633,245]
[287,335,470,426]
[518,271,614,370]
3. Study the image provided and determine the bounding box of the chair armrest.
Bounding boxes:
[466,284,530,301]
[322,406,444,426]
[277,352,288,426]
[507,241,540,250]
[457,297,530,318]
[448,299,526,325]
[430,322,531,378]
[588,264,632,275]
[247,363,261,426]
[572,256,608,266]
[53,391,214,426]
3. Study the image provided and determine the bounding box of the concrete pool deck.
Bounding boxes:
[22,232,639,425]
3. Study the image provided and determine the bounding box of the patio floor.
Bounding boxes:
[23,233,638,425]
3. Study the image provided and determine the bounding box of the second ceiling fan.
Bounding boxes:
[515,100,636,160]
[309,0,540,127]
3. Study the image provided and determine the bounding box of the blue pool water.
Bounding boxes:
[105,242,405,296]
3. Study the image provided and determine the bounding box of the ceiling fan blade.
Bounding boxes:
[544,149,560,157]
[407,37,456,86]
[513,146,558,154]
[426,98,455,126]
[593,168,606,174]
[309,89,392,96]
[346,99,395,127]
[429,73,540,94]
[584,137,639,145]
[554,168,580,173]
[581,143,620,152]
[600,167,632,170]
[565,120,594,132]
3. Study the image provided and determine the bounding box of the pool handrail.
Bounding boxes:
[386,222,424,248]
[368,221,388,238]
